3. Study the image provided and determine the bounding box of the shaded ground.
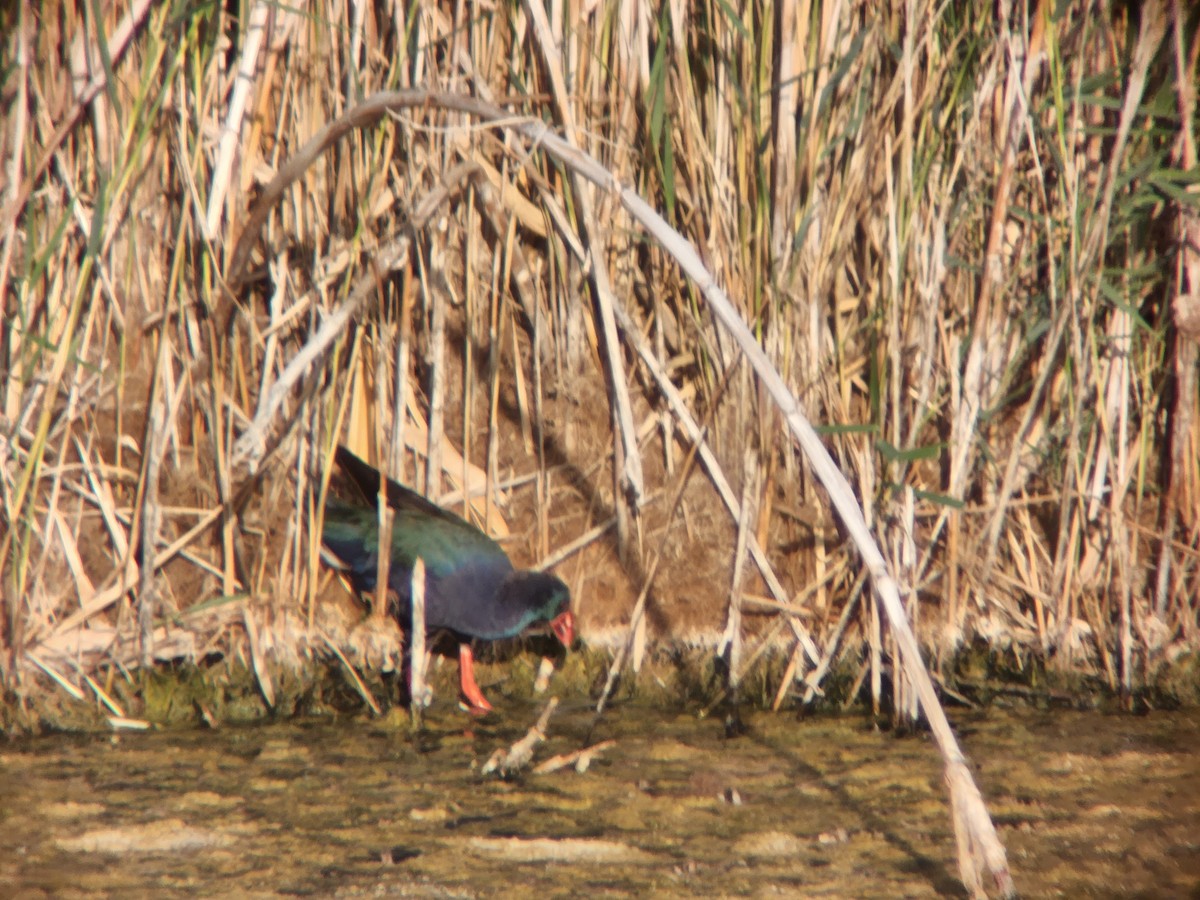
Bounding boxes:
[0,703,1197,898]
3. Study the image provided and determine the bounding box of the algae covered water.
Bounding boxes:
[1,702,1197,897]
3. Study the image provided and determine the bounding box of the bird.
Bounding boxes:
[321,444,575,714]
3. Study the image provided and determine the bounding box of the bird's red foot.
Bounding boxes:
[457,643,494,715]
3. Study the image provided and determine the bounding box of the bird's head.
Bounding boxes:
[500,570,575,647]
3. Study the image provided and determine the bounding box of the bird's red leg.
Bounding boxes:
[457,643,493,715]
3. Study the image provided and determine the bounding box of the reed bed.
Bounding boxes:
[2,0,1197,723]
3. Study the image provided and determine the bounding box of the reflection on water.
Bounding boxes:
[1,703,1197,897]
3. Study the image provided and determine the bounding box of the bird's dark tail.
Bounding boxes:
[334,445,448,521]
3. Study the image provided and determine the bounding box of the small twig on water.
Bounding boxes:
[532,739,616,775]
[482,697,558,777]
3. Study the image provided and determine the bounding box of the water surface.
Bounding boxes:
[1,703,1197,897]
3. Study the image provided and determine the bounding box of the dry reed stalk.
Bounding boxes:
[868,576,882,717]
[284,438,307,611]
[593,553,662,718]
[1158,0,1200,621]
[899,488,920,724]
[0,1,30,300]
[242,603,275,709]
[312,336,362,627]
[135,389,163,664]
[510,316,534,456]
[0,0,155,237]
[462,195,479,524]
[389,278,415,481]
[801,572,867,705]
[82,671,124,718]
[409,558,429,720]
[134,282,186,662]
[372,503,393,626]
[108,716,152,731]
[537,517,618,572]
[610,297,822,666]
[718,449,758,695]
[373,319,397,491]
[205,0,271,239]
[484,243,503,554]
[26,651,85,701]
[227,160,481,471]
[523,0,645,545]
[323,633,381,717]
[50,506,93,599]
[423,248,447,500]
[630,580,649,674]
[771,0,801,270]
[943,3,1047,641]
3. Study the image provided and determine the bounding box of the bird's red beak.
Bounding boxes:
[550,610,575,648]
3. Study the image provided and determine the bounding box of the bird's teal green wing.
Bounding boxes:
[330,445,509,579]
[386,502,509,577]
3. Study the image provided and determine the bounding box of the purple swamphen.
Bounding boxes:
[322,445,574,713]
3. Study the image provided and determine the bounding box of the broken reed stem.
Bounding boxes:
[537,516,617,570]
[410,557,429,725]
[482,696,558,777]
[389,281,413,481]
[136,302,178,665]
[719,448,758,694]
[801,571,867,704]
[533,739,616,775]
[596,389,725,717]
[204,0,270,238]
[373,502,393,625]
[485,264,502,557]
[243,604,276,709]
[592,553,661,719]
[462,216,477,523]
[424,260,446,501]
[323,633,381,716]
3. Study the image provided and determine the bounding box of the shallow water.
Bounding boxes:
[1,702,1197,898]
